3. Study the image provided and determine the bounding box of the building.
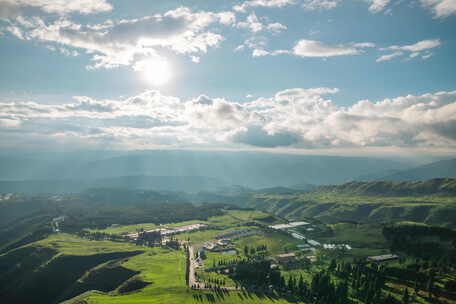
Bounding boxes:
[367,254,399,262]
[269,221,310,230]
[323,244,352,250]
[307,239,321,247]
[275,253,297,264]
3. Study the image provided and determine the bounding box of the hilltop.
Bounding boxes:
[315,178,456,196]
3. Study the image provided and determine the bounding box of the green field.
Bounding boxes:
[2,207,454,304]
[88,210,274,236]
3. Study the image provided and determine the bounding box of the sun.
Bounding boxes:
[136,57,172,86]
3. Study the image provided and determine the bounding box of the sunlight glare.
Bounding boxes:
[137,58,172,86]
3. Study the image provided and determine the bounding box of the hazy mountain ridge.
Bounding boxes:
[0,151,414,188]
[356,158,456,182]
[0,175,229,195]
[315,177,456,196]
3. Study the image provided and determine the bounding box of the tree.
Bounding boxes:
[402,288,410,304]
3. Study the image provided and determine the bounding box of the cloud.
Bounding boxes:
[0,118,21,128]
[376,51,403,62]
[0,0,112,20]
[302,0,340,10]
[233,0,297,12]
[3,7,233,69]
[267,22,287,33]
[236,12,286,33]
[231,125,299,147]
[292,40,365,57]
[378,39,441,62]
[247,40,374,58]
[384,39,441,52]
[420,0,456,18]
[365,0,391,13]
[1,89,456,150]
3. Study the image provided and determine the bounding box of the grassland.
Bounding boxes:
[88,210,273,236]
[2,205,453,304]
[0,209,306,304]
[34,233,142,255]
[250,190,456,227]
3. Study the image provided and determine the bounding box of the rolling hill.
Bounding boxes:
[248,178,456,227]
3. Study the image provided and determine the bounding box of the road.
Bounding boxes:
[187,244,240,291]
[188,245,206,289]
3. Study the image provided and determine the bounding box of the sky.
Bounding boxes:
[0,0,455,155]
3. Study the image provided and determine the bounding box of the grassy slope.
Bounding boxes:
[0,210,300,304]
[0,234,144,304]
[250,180,456,226]
[62,211,300,304]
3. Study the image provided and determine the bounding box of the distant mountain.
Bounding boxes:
[356,158,456,182]
[315,178,456,196]
[0,150,416,188]
[254,186,305,195]
[289,183,318,192]
[0,175,229,195]
[94,175,227,193]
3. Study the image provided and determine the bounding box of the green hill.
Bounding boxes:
[0,234,144,304]
[315,178,456,196]
[248,178,456,227]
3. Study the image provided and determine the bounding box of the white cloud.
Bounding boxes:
[378,39,441,62]
[252,49,270,56]
[384,39,441,52]
[0,0,112,19]
[236,12,286,33]
[236,12,264,32]
[420,0,456,18]
[422,52,433,59]
[376,51,403,62]
[1,89,456,149]
[241,39,375,58]
[0,118,21,128]
[302,0,340,10]
[292,40,363,57]
[267,22,287,33]
[4,7,232,69]
[233,0,296,12]
[365,0,391,13]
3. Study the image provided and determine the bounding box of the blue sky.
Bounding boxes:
[0,0,455,155]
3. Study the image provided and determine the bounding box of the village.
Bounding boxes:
[77,212,401,292]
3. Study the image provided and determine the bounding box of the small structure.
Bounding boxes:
[323,244,352,250]
[269,221,310,230]
[126,223,207,240]
[291,232,306,240]
[307,239,321,247]
[136,230,162,247]
[217,239,231,246]
[52,216,66,233]
[367,254,399,262]
[307,255,317,263]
